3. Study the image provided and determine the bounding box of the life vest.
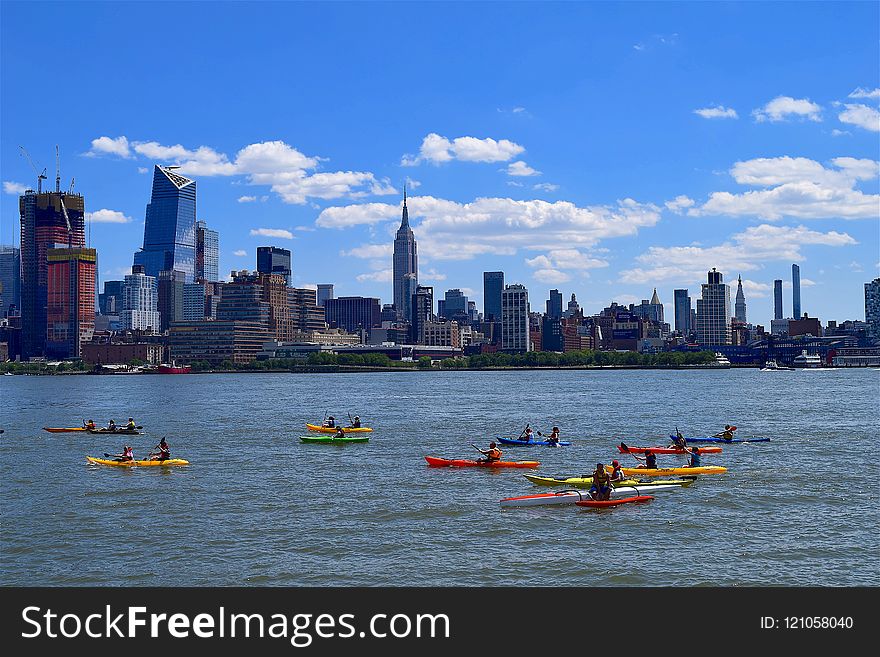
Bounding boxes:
[123,447,133,459]
[645,454,657,468]
[488,448,502,460]
[594,469,610,485]
[126,422,136,430]
[610,467,625,481]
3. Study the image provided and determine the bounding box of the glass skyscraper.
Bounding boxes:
[134,165,197,283]
[546,289,563,319]
[483,271,504,321]
[774,279,783,319]
[792,263,801,319]
[256,246,292,286]
[673,288,691,334]
[392,189,418,319]
[196,220,219,282]
[0,245,20,317]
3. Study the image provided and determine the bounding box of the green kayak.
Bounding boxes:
[300,435,369,444]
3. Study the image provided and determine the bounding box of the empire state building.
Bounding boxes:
[392,188,418,319]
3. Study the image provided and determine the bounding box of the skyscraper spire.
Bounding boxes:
[734,274,747,323]
[393,185,417,318]
[401,184,409,227]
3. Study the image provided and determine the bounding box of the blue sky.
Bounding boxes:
[2,1,878,327]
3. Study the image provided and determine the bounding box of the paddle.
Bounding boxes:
[517,423,530,440]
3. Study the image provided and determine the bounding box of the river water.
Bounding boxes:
[2,368,878,586]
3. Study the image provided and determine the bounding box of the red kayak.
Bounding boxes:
[576,495,654,508]
[617,443,722,455]
[425,456,540,469]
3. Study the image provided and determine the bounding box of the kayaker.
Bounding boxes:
[125,417,136,431]
[476,441,502,463]
[713,424,737,441]
[151,437,171,461]
[686,447,702,468]
[539,426,561,445]
[334,426,346,439]
[352,416,361,428]
[609,460,627,483]
[520,425,534,442]
[589,463,612,500]
[107,419,117,432]
[112,445,134,462]
[670,428,687,449]
[632,450,658,469]
[323,416,336,428]
[85,419,96,431]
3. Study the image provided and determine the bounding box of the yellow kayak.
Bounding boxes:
[306,423,373,433]
[610,465,727,477]
[86,456,189,467]
[524,474,696,488]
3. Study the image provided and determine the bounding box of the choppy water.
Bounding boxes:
[2,368,878,586]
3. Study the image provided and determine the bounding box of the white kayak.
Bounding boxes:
[500,484,681,508]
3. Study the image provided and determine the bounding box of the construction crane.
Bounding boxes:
[19,146,47,193]
[68,177,75,194]
[55,145,61,193]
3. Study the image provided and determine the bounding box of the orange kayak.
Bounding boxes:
[43,427,87,433]
[425,456,540,468]
[577,495,654,508]
[617,443,722,455]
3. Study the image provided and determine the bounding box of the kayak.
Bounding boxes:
[86,456,189,467]
[499,437,571,447]
[500,486,675,508]
[670,435,769,444]
[43,427,87,433]
[617,443,722,455]
[425,456,540,469]
[610,465,727,477]
[300,435,369,444]
[86,428,142,435]
[577,495,654,508]
[306,423,373,433]
[524,474,696,488]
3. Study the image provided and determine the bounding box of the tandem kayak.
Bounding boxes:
[86,456,189,467]
[499,437,571,447]
[617,443,722,455]
[425,456,540,469]
[523,474,696,488]
[306,423,373,433]
[300,435,369,444]
[86,428,143,435]
[500,485,676,508]
[577,495,654,509]
[610,465,727,476]
[669,435,769,444]
[43,427,87,433]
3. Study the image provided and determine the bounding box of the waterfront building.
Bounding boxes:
[695,268,731,346]
[0,245,21,318]
[563,293,581,319]
[792,264,801,320]
[771,318,791,336]
[789,314,822,337]
[734,275,747,323]
[422,320,461,348]
[99,280,124,316]
[19,187,86,358]
[256,246,292,287]
[288,287,327,332]
[195,220,219,282]
[45,247,96,359]
[157,269,185,332]
[774,279,783,320]
[288,328,361,345]
[501,283,530,352]
[220,270,293,340]
[410,285,434,344]
[546,289,563,319]
[673,289,691,335]
[134,165,196,282]
[169,320,267,365]
[317,284,334,307]
[120,265,160,333]
[324,296,381,334]
[82,341,164,366]
[392,188,418,319]
[866,278,880,338]
[482,271,504,321]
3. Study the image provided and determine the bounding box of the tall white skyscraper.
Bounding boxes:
[501,283,531,352]
[695,268,731,346]
[120,265,160,332]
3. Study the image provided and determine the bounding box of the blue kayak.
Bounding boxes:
[499,437,571,447]
[670,434,770,444]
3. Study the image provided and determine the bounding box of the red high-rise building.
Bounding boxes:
[46,247,96,359]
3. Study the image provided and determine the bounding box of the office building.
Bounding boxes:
[256,246,292,286]
[317,284,334,307]
[673,289,691,334]
[219,270,292,340]
[563,293,581,319]
[195,220,219,282]
[99,280,124,316]
[865,278,880,337]
[288,287,326,332]
[0,245,21,317]
[631,289,664,324]
[120,265,160,332]
[401,273,419,323]
[422,320,461,348]
[695,269,731,346]
[546,289,563,319]
[483,271,504,321]
[45,247,96,359]
[443,288,469,322]
[792,264,801,319]
[773,279,784,320]
[501,284,530,352]
[134,165,197,282]
[410,285,434,344]
[734,275,747,323]
[19,187,86,358]
[392,188,418,318]
[182,282,209,321]
[324,296,381,334]
[157,269,185,332]
[169,320,267,365]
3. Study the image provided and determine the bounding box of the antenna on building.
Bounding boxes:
[55,145,61,193]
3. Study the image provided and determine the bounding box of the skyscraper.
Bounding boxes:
[401,273,419,323]
[734,274,747,323]
[546,289,563,319]
[157,269,186,332]
[695,268,731,346]
[443,289,469,322]
[483,271,504,321]
[256,246,292,286]
[324,296,381,334]
[774,279,783,320]
[195,220,219,282]
[134,165,197,282]
[792,263,801,319]
[410,285,434,344]
[317,284,334,307]
[19,187,86,358]
[501,284,530,352]
[99,280,124,316]
[563,293,581,319]
[673,289,691,334]
[121,265,160,333]
[45,247,96,359]
[392,188,418,318]
[866,278,880,338]
[0,245,21,317]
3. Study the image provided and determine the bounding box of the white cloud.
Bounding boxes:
[849,261,864,273]
[831,129,851,137]
[86,136,132,158]
[238,195,258,203]
[533,183,559,192]
[506,161,541,177]
[401,133,525,166]
[620,224,857,285]
[295,225,316,232]
[533,269,572,284]
[526,249,608,271]
[838,104,880,132]
[506,181,525,187]
[86,209,132,224]
[691,156,879,220]
[233,250,248,256]
[752,96,822,122]
[739,279,771,298]
[250,228,294,239]
[3,181,27,195]
[665,195,696,213]
[405,177,421,189]
[342,244,393,259]
[848,87,880,100]
[694,106,738,119]
[421,268,447,282]
[356,269,393,283]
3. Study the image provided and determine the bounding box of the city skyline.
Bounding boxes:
[1,2,878,328]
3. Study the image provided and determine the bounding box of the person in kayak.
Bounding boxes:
[323,416,336,428]
[632,450,658,469]
[112,445,134,462]
[476,442,502,463]
[352,416,361,428]
[686,447,702,468]
[609,460,627,484]
[670,428,687,449]
[107,419,117,432]
[150,437,171,461]
[519,425,534,442]
[539,426,561,445]
[589,463,612,500]
[713,425,737,441]
[334,426,346,439]
[125,417,136,431]
[85,419,96,431]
